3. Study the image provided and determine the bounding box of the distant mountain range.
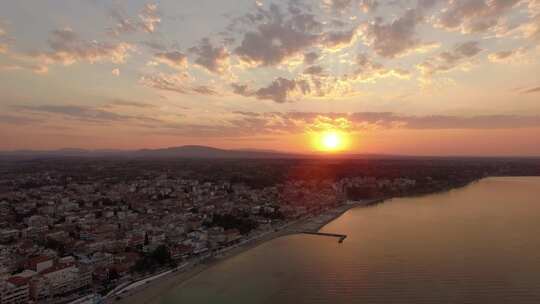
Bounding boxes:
[2,145,530,160]
[0,145,306,159]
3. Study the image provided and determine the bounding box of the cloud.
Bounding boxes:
[139,73,189,94]
[25,28,134,72]
[488,47,528,63]
[435,0,521,34]
[320,26,359,50]
[107,99,156,108]
[303,51,320,64]
[303,65,326,75]
[359,8,430,58]
[15,105,132,123]
[0,43,7,54]
[154,51,188,69]
[322,0,379,13]
[108,3,161,36]
[0,21,13,54]
[522,86,540,94]
[234,4,321,67]
[13,104,162,125]
[223,111,540,135]
[139,4,161,33]
[0,114,42,125]
[255,77,310,102]
[189,38,230,74]
[232,77,310,103]
[140,73,218,96]
[348,53,410,82]
[192,85,219,95]
[417,40,483,76]
[159,111,540,137]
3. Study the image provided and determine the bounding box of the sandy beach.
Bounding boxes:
[111,199,384,304]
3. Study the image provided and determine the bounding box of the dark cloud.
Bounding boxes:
[234,4,321,66]
[232,77,311,103]
[360,8,426,58]
[320,27,359,49]
[255,78,310,103]
[107,99,156,108]
[303,51,320,64]
[192,85,219,95]
[522,86,540,94]
[189,38,229,74]
[154,51,188,69]
[108,3,161,36]
[303,65,325,75]
[436,0,521,33]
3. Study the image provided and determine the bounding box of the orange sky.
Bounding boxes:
[0,0,540,155]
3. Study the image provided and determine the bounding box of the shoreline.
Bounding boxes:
[111,181,479,304]
[111,198,384,304]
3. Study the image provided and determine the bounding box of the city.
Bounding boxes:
[1,157,539,303]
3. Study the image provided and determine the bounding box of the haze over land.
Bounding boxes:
[1,0,540,155]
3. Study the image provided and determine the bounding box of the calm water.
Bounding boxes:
[160,177,540,304]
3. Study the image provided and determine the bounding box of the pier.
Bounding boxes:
[300,232,347,243]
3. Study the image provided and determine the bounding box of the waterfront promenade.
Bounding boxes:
[111,198,384,304]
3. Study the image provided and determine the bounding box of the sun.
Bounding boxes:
[314,130,349,152]
[322,132,340,150]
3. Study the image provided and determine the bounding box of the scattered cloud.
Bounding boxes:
[153,51,188,70]
[417,40,483,77]
[189,38,230,74]
[25,28,134,73]
[14,105,132,123]
[223,111,540,135]
[139,72,218,96]
[234,4,321,66]
[348,53,410,82]
[435,0,521,34]
[488,47,528,63]
[139,4,161,33]
[322,0,379,14]
[359,8,430,58]
[13,104,161,124]
[139,73,190,94]
[232,77,311,103]
[108,3,161,36]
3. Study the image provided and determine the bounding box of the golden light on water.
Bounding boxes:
[313,130,350,152]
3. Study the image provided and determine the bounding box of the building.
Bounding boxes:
[0,276,30,304]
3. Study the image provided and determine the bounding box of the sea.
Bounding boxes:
[158,177,540,304]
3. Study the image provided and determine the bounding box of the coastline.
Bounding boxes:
[110,198,384,304]
[110,180,481,304]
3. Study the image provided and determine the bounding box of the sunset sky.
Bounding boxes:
[0,0,539,155]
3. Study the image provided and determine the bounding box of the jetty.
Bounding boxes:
[300,231,347,243]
